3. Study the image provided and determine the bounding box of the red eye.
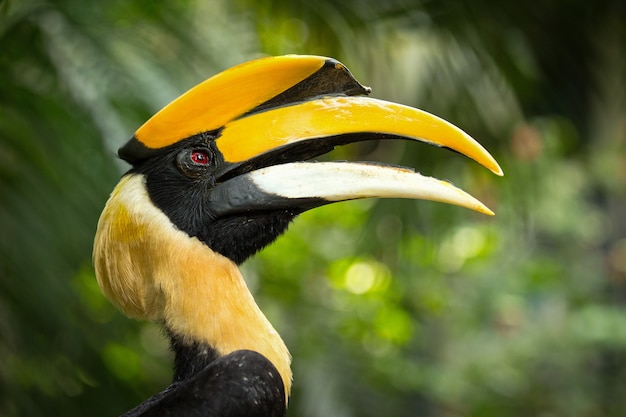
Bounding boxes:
[190,150,210,165]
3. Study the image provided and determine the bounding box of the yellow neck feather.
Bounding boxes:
[93,174,292,395]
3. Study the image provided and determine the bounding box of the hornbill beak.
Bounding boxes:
[120,55,502,218]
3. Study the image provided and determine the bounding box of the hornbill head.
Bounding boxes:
[93,55,502,406]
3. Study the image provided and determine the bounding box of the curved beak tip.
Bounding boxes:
[492,161,504,177]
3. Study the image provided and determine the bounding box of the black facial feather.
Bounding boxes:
[126,133,301,265]
[200,209,300,265]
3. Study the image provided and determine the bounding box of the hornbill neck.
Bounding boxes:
[162,240,292,394]
[93,174,292,395]
[168,331,220,383]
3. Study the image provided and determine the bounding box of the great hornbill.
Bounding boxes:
[93,55,502,417]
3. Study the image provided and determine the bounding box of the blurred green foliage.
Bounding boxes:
[1,0,625,416]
